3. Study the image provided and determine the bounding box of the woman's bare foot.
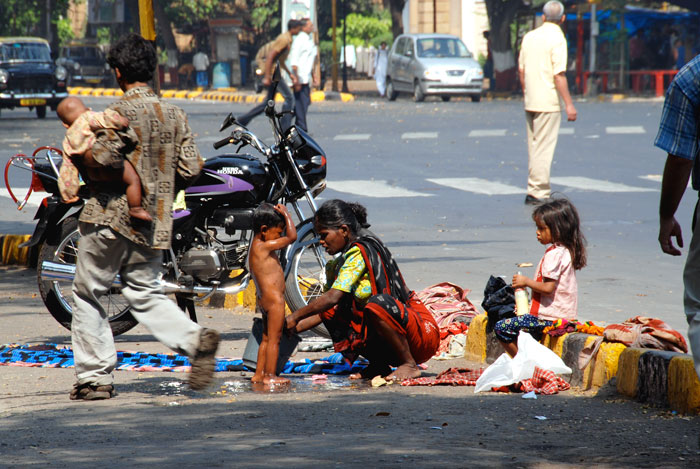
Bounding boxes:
[263,375,290,385]
[129,206,153,222]
[385,363,421,381]
[349,363,391,380]
[251,372,264,383]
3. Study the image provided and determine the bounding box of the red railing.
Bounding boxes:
[582,70,678,97]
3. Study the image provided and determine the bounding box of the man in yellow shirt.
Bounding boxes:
[519,0,577,204]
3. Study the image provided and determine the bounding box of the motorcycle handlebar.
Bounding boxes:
[213,136,232,150]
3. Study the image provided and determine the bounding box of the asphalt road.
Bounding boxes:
[0,94,693,336]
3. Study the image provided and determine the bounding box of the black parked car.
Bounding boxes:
[0,37,68,118]
[56,42,112,87]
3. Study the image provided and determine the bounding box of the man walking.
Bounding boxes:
[288,18,318,132]
[238,19,302,128]
[69,33,220,400]
[519,0,577,205]
[656,54,700,380]
[193,48,210,88]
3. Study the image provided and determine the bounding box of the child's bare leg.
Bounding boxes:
[252,328,268,383]
[500,340,518,358]
[122,160,152,222]
[262,299,290,385]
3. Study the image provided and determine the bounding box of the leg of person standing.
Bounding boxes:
[294,83,310,132]
[238,84,276,127]
[526,110,561,201]
[278,79,296,130]
[683,201,700,379]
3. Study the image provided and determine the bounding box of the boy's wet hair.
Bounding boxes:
[107,33,157,83]
[253,203,285,233]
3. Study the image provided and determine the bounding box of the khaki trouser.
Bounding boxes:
[683,201,700,379]
[72,223,201,385]
[525,110,561,199]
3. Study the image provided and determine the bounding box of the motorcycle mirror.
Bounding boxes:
[220,113,237,132]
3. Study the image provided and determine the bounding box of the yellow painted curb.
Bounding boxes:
[161,90,177,98]
[463,314,488,362]
[542,333,568,357]
[616,347,647,398]
[1,234,32,265]
[589,342,627,389]
[667,355,700,414]
[340,92,355,102]
[310,90,325,102]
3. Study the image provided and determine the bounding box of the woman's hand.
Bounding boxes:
[512,274,529,289]
[285,315,298,335]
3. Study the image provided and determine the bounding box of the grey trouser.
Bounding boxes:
[72,223,201,385]
[683,202,700,379]
[525,110,561,199]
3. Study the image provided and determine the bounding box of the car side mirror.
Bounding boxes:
[406,49,413,58]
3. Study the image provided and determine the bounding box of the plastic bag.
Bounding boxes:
[474,331,571,393]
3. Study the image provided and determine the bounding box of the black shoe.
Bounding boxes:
[524,195,541,205]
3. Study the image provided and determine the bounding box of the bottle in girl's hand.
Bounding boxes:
[514,271,530,316]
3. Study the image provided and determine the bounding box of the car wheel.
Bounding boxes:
[36,106,47,119]
[441,96,451,102]
[471,94,482,103]
[386,79,397,101]
[413,81,425,102]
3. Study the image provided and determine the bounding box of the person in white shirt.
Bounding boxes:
[192,50,210,88]
[288,18,318,132]
[374,42,388,97]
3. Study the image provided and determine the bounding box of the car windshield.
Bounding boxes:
[67,46,103,59]
[0,42,51,62]
[416,38,471,58]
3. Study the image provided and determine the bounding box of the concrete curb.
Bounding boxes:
[464,313,700,414]
[68,87,354,103]
[0,235,33,266]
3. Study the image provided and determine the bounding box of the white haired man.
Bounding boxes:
[519,0,577,205]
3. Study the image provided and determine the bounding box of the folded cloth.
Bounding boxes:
[604,316,688,353]
[401,367,484,386]
[517,366,571,395]
[416,281,479,329]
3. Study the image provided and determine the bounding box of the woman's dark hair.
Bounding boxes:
[107,33,157,83]
[532,197,587,270]
[253,203,285,233]
[314,199,370,235]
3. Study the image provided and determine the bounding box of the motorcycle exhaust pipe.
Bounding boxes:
[40,261,250,296]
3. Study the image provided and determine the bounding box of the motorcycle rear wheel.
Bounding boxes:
[37,215,138,336]
[284,228,330,338]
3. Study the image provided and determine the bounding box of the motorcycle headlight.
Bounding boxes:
[423,69,441,79]
[0,68,8,84]
[55,65,67,81]
[73,62,80,71]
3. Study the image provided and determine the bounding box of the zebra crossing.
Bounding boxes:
[331,125,648,142]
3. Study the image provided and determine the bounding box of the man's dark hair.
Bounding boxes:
[253,203,285,233]
[107,33,157,83]
[288,19,302,31]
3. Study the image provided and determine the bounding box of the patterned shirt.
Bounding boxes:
[79,86,204,249]
[654,54,700,190]
[325,246,372,305]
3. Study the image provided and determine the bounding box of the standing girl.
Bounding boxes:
[494,198,587,357]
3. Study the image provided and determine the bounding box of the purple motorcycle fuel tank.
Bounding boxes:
[185,154,270,207]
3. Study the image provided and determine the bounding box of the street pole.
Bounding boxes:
[138,0,160,95]
[332,0,338,92]
[342,0,348,93]
[589,4,597,73]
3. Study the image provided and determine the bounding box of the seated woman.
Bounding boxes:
[285,199,440,381]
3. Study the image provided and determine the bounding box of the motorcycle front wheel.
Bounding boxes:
[37,215,138,336]
[284,228,330,338]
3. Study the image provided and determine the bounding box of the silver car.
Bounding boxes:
[386,33,483,102]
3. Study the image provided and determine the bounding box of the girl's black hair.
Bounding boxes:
[253,203,285,233]
[107,33,157,83]
[532,197,587,270]
[314,199,370,235]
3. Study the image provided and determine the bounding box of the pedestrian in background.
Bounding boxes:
[69,33,220,400]
[193,48,210,88]
[656,53,700,380]
[374,41,388,97]
[289,18,318,132]
[519,0,577,205]
[238,19,302,129]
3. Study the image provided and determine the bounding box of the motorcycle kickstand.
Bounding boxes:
[176,294,198,323]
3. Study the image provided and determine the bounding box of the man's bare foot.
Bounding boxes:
[129,207,153,222]
[251,373,264,383]
[385,363,421,381]
[263,375,290,385]
[349,363,392,380]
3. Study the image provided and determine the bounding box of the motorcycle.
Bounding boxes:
[5,81,329,336]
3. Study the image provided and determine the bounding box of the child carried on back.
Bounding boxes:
[249,203,298,385]
[56,96,151,222]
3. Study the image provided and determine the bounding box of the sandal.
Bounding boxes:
[69,382,115,401]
